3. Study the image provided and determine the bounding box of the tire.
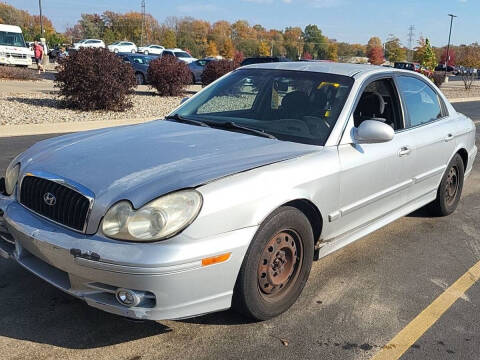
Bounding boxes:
[114,48,118,53]
[233,206,314,320]
[144,50,149,55]
[135,72,145,85]
[131,49,136,53]
[428,153,464,216]
[191,73,196,85]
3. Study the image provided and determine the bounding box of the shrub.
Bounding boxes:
[147,56,191,96]
[201,59,236,86]
[0,66,38,80]
[55,48,136,111]
[432,71,446,87]
[233,51,244,67]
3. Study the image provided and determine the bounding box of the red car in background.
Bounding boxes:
[394,61,433,78]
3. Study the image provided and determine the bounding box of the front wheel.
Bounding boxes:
[428,153,465,216]
[233,206,314,320]
[144,50,149,55]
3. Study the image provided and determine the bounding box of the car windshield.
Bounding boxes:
[0,31,26,47]
[172,69,354,145]
[175,52,191,58]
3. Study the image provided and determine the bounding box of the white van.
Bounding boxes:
[0,24,33,67]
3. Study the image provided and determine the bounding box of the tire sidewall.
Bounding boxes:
[234,206,314,320]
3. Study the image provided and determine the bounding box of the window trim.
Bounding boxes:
[393,73,449,133]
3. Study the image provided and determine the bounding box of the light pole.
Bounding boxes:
[38,0,43,36]
[445,14,457,76]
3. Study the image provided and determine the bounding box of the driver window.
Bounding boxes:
[353,78,403,131]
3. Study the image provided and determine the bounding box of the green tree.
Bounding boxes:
[421,38,437,70]
[384,35,407,62]
[303,24,327,59]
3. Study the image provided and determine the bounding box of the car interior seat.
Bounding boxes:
[353,91,387,127]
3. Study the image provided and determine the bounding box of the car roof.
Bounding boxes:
[240,61,395,78]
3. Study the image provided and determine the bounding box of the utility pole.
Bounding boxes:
[445,14,457,76]
[407,25,415,62]
[141,0,146,47]
[38,0,44,36]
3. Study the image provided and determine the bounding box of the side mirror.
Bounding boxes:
[180,97,190,104]
[355,120,394,144]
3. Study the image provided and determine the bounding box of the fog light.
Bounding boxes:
[115,288,142,307]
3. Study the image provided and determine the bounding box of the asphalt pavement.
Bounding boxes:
[0,101,479,360]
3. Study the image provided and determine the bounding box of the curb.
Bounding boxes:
[449,97,480,103]
[0,117,158,138]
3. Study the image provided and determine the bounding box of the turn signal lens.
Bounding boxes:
[202,253,231,267]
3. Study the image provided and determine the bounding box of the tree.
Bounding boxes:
[206,40,219,57]
[367,37,382,54]
[302,51,313,60]
[303,24,327,59]
[327,42,338,62]
[221,38,235,59]
[440,47,456,66]
[284,27,303,60]
[385,35,406,62]
[456,44,480,90]
[258,41,270,56]
[420,38,437,71]
[159,27,176,48]
[368,47,384,65]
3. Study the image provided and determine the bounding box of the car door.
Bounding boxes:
[395,75,456,203]
[331,77,414,239]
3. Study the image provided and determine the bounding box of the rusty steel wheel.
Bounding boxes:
[445,166,459,207]
[428,153,464,217]
[233,206,314,320]
[257,230,303,300]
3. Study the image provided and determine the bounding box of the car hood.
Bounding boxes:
[18,120,319,233]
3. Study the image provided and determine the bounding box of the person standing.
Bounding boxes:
[33,41,45,74]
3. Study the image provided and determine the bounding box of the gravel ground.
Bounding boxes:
[0,83,201,126]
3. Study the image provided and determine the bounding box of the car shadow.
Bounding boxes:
[0,262,171,349]
[407,206,434,218]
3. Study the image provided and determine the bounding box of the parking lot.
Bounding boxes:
[0,102,479,360]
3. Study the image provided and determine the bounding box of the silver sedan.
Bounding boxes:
[0,62,477,321]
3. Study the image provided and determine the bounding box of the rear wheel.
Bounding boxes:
[131,49,136,53]
[428,153,464,216]
[233,206,314,320]
[144,50,149,55]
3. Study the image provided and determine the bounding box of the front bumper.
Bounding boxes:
[0,196,256,320]
[0,55,32,66]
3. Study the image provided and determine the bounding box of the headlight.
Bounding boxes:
[102,190,202,241]
[5,163,20,196]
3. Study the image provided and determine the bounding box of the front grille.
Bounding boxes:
[7,53,27,59]
[20,176,91,232]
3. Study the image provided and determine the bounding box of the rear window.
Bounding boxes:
[175,52,191,58]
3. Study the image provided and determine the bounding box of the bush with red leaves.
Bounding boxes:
[55,48,136,111]
[201,59,236,86]
[147,56,191,96]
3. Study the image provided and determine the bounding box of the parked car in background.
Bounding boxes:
[108,41,137,54]
[116,52,155,85]
[241,56,290,66]
[162,48,197,63]
[73,39,105,50]
[0,24,33,67]
[435,64,456,74]
[138,44,164,55]
[394,61,432,78]
[189,58,216,83]
[2,63,476,322]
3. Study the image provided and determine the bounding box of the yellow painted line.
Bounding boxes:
[371,260,480,360]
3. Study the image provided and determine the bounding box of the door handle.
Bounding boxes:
[444,133,454,142]
[398,146,411,157]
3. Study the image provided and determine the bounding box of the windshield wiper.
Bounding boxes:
[165,114,210,128]
[207,121,277,140]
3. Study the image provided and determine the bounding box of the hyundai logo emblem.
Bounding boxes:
[43,192,56,206]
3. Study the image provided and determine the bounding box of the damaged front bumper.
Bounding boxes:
[0,194,256,320]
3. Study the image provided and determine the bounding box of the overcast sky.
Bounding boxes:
[6,0,478,46]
